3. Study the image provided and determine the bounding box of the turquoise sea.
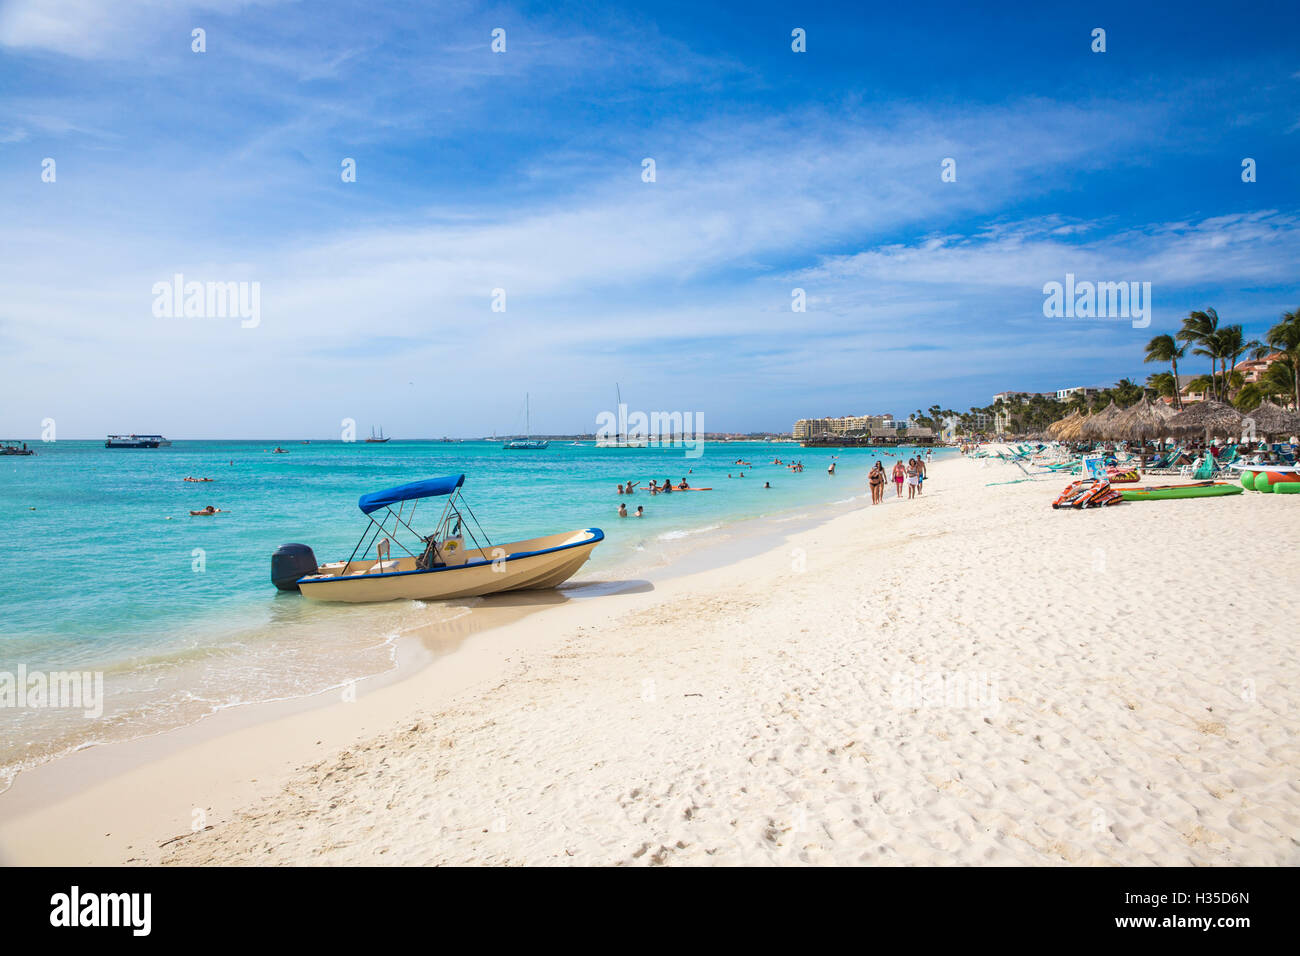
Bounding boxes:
[0,439,948,784]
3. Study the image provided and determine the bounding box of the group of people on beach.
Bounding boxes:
[867,453,928,504]
[615,449,933,515]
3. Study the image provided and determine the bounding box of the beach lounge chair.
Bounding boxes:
[1191,456,1216,480]
[1145,445,1186,474]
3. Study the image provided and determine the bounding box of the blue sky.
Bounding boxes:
[1,0,1297,437]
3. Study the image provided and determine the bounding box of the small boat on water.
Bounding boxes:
[105,434,160,448]
[594,383,649,447]
[503,394,549,449]
[365,426,391,443]
[273,474,603,603]
[1,442,34,456]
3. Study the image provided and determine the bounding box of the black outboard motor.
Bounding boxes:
[271,543,318,591]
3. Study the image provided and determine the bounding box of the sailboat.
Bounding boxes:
[595,383,648,448]
[365,426,391,443]
[503,394,549,449]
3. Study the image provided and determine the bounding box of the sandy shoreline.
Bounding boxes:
[3,453,1297,865]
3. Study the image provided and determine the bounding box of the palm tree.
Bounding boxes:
[1217,325,1261,401]
[1265,309,1300,408]
[1113,377,1143,406]
[1143,334,1187,408]
[1145,371,1177,402]
[1233,384,1264,412]
[1185,374,1215,401]
[1178,308,1221,399]
[1259,355,1296,406]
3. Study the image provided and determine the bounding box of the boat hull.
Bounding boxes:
[298,528,603,603]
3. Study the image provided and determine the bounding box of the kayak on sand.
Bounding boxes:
[1119,482,1243,501]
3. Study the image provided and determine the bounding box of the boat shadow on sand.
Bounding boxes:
[409,578,654,655]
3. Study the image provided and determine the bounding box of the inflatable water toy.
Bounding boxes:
[1233,464,1300,492]
[1119,482,1243,501]
[1052,479,1123,509]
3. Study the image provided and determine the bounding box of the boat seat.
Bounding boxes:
[366,560,400,574]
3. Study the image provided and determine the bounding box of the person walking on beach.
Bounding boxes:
[892,460,905,497]
[915,457,926,495]
[906,458,919,499]
[869,461,885,504]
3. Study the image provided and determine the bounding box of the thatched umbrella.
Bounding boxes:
[1166,400,1243,447]
[1111,396,1173,467]
[1242,401,1300,440]
[1112,396,1171,441]
[1080,400,1123,440]
[1048,410,1080,438]
[1060,413,1089,442]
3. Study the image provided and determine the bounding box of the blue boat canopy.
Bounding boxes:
[358,475,464,514]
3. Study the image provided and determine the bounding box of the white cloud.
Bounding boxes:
[0,0,278,59]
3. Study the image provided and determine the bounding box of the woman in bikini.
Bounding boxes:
[868,461,885,504]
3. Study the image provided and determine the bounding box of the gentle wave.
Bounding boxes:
[657,524,722,541]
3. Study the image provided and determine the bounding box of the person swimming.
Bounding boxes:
[763,481,771,488]
[617,483,625,495]
[679,478,690,489]
[618,503,627,517]
[635,505,644,517]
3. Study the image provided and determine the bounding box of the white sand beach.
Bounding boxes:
[2,452,1297,866]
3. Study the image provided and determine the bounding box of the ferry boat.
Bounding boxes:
[136,434,172,447]
[105,434,160,448]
